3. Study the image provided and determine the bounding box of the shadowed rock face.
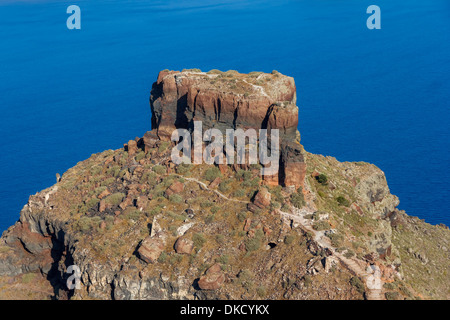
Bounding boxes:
[147,69,305,188]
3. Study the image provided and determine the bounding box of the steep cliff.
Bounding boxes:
[0,69,448,300]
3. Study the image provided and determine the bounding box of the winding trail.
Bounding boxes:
[279,208,384,300]
[179,176,248,204]
[174,172,384,299]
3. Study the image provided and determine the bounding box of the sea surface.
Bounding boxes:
[0,0,449,232]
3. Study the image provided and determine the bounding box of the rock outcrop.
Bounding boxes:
[0,69,448,301]
[146,69,305,189]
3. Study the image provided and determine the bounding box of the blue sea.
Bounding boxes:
[0,0,449,232]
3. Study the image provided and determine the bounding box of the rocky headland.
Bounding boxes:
[0,69,448,300]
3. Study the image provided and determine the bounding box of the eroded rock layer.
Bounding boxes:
[146,69,304,189]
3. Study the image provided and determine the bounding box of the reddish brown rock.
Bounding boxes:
[208,177,221,189]
[218,164,228,174]
[174,237,194,254]
[364,252,379,262]
[165,181,184,197]
[147,69,306,189]
[99,200,108,213]
[138,237,165,264]
[243,218,252,232]
[263,226,272,236]
[98,189,111,199]
[253,188,271,209]
[206,263,222,274]
[198,263,225,290]
[136,196,148,210]
[119,197,133,210]
[126,139,138,157]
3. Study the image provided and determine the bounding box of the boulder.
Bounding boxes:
[138,237,165,264]
[147,70,306,189]
[165,181,184,197]
[98,189,111,199]
[253,188,271,209]
[127,139,138,157]
[174,237,194,254]
[209,177,221,189]
[198,263,225,290]
[243,218,252,232]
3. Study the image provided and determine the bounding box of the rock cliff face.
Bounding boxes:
[0,69,448,300]
[147,69,305,189]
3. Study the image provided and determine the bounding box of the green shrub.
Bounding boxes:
[124,209,141,221]
[141,171,157,184]
[105,192,125,206]
[207,69,222,74]
[383,282,397,290]
[242,177,260,188]
[284,235,295,245]
[76,216,94,233]
[245,229,264,252]
[204,167,221,182]
[215,234,225,245]
[269,185,283,203]
[291,193,305,209]
[237,211,247,222]
[326,232,344,247]
[153,165,166,175]
[316,173,328,185]
[399,284,413,298]
[303,275,312,287]
[22,273,37,284]
[152,185,165,197]
[235,169,252,181]
[281,203,291,212]
[169,254,183,264]
[169,194,183,204]
[90,166,102,175]
[336,196,350,207]
[158,252,167,263]
[158,141,171,153]
[135,151,145,161]
[200,200,213,208]
[86,198,100,208]
[193,233,206,248]
[218,180,231,193]
[313,220,331,231]
[94,186,107,196]
[176,163,192,175]
[256,286,267,298]
[210,206,220,214]
[344,249,355,258]
[350,277,365,294]
[101,177,116,187]
[270,201,281,210]
[167,211,186,221]
[385,292,400,300]
[107,165,121,177]
[232,189,245,198]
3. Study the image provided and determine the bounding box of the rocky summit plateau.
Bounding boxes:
[0,69,448,300]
